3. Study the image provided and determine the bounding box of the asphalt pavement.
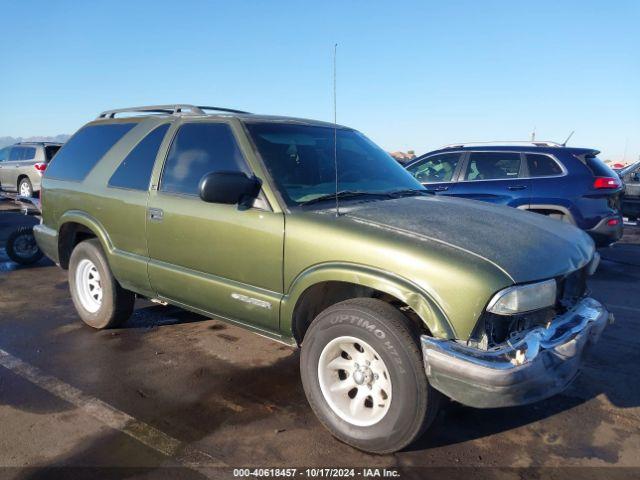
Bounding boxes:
[0,202,639,479]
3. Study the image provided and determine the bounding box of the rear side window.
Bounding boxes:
[465,152,521,180]
[45,145,61,162]
[46,123,135,181]
[23,147,36,160]
[109,124,170,191]
[407,153,461,183]
[9,147,36,161]
[160,122,249,195]
[526,153,563,177]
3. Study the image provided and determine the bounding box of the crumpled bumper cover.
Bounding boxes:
[421,297,611,408]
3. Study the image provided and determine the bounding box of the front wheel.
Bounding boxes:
[300,298,441,454]
[68,238,135,329]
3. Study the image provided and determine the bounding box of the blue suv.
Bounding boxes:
[405,142,623,247]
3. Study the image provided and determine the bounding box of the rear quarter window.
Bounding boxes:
[46,123,136,181]
[108,124,170,191]
[583,154,617,178]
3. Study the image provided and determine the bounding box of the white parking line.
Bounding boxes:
[0,348,225,470]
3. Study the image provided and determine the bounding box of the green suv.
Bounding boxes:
[35,104,610,453]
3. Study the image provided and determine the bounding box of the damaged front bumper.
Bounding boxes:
[421,297,611,408]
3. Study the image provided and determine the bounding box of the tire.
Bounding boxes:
[6,226,43,265]
[300,298,441,454]
[18,178,33,197]
[68,238,135,329]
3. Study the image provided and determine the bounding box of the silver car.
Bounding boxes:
[0,142,62,197]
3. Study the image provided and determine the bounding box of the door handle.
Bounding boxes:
[148,208,164,221]
[508,185,527,191]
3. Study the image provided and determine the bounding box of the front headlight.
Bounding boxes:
[486,279,557,315]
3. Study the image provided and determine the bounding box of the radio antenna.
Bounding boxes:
[561,130,575,147]
[333,43,340,217]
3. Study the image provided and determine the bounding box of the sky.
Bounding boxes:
[1,0,638,161]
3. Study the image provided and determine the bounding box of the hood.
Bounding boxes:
[341,195,594,283]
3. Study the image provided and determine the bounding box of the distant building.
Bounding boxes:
[389,150,416,165]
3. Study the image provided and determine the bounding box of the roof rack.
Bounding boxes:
[97,104,251,119]
[441,141,564,149]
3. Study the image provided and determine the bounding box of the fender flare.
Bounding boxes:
[57,210,116,271]
[59,210,114,251]
[281,262,455,339]
[518,204,577,225]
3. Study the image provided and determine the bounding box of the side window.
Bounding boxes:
[21,147,36,160]
[108,124,170,191]
[407,153,461,183]
[526,153,563,177]
[9,147,24,161]
[0,147,9,162]
[46,123,136,181]
[160,122,249,195]
[465,152,521,181]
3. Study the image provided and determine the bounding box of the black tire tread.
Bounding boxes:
[303,297,441,454]
[6,225,43,265]
[69,238,134,329]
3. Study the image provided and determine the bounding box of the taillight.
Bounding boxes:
[607,218,620,226]
[593,177,620,189]
[34,162,47,172]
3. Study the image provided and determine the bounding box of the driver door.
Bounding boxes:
[146,120,284,332]
[406,152,463,195]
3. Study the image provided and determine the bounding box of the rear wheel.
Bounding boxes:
[18,178,33,197]
[68,239,135,329]
[300,298,441,454]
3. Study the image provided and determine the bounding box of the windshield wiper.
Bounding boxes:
[385,188,432,197]
[299,190,391,206]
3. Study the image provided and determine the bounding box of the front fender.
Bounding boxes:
[281,262,455,339]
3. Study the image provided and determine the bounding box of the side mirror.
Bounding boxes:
[633,172,640,182]
[198,171,261,205]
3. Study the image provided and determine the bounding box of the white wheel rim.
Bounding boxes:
[318,335,392,427]
[75,259,103,313]
[20,182,30,196]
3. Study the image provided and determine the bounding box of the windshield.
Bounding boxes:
[245,122,424,207]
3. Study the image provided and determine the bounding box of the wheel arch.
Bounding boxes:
[57,211,113,269]
[282,263,455,345]
[518,204,577,225]
[17,174,30,189]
